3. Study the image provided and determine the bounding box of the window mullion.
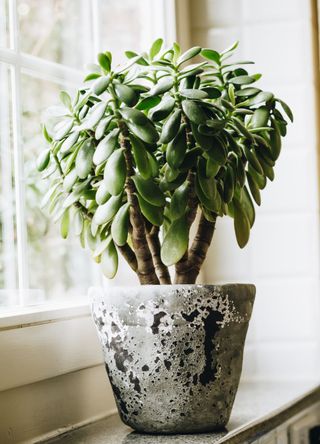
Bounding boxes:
[9,0,29,303]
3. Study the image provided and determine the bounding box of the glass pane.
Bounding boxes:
[0,63,19,308]
[0,0,10,48]
[98,0,146,66]
[20,72,95,304]
[17,0,92,68]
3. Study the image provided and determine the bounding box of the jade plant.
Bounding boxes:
[37,40,292,285]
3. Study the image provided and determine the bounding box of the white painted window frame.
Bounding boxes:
[0,0,188,392]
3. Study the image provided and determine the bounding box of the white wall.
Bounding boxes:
[190,0,320,382]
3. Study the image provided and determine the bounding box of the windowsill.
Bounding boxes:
[42,381,320,444]
[0,299,90,331]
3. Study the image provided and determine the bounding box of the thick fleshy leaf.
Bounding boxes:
[95,115,113,140]
[82,102,107,130]
[36,149,50,172]
[150,38,163,59]
[148,77,174,96]
[270,118,282,160]
[276,98,293,122]
[235,87,260,97]
[177,46,201,66]
[111,203,130,246]
[233,199,250,248]
[170,181,189,220]
[101,241,118,279]
[75,140,94,179]
[250,106,269,128]
[93,128,119,165]
[201,48,220,64]
[130,133,151,179]
[96,181,111,205]
[54,119,73,141]
[229,75,257,85]
[182,100,207,124]
[160,109,181,144]
[180,89,208,100]
[127,121,159,144]
[136,96,161,111]
[136,193,163,226]
[247,172,261,206]
[93,193,122,225]
[63,168,78,192]
[114,84,138,106]
[132,175,165,207]
[201,87,221,99]
[166,125,187,169]
[241,186,255,228]
[98,53,111,72]
[247,91,274,106]
[91,75,110,95]
[60,209,70,239]
[103,149,126,195]
[120,107,149,125]
[149,96,175,121]
[161,217,189,266]
[60,131,80,154]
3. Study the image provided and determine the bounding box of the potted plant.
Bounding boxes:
[37,40,292,434]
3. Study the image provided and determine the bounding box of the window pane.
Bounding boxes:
[98,0,147,66]
[0,63,18,308]
[17,0,92,68]
[20,72,96,304]
[0,0,10,48]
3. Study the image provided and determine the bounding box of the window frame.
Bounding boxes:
[0,0,186,393]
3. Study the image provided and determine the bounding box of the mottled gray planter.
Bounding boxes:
[90,284,255,434]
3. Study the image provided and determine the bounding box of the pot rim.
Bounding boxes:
[90,283,256,290]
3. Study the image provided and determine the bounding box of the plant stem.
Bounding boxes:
[117,243,138,273]
[174,212,216,284]
[146,226,171,284]
[118,122,160,285]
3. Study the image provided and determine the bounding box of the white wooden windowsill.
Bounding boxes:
[0,301,104,392]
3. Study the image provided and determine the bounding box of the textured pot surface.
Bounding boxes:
[90,284,255,434]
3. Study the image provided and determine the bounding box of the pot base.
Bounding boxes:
[91,284,255,434]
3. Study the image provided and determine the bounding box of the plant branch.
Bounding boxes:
[117,243,138,273]
[174,212,217,284]
[118,121,160,285]
[146,226,171,284]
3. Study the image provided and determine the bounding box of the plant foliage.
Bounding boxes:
[37,40,292,284]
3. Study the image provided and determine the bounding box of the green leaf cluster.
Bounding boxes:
[37,40,292,278]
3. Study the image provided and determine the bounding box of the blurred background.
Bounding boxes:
[0,0,319,391]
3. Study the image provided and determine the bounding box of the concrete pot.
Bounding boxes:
[90,284,255,434]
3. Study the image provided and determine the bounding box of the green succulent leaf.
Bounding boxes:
[97,52,111,72]
[114,84,138,106]
[127,121,159,145]
[276,98,293,122]
[182,100,207,124]
[60,209,70,239]
[166,125,187,169]
[180,89,208,100]
[130,133,152,179]
[132,175,165,207]
[177,46,201,66]
[111,203,130,246]
[233,199,250,248]
[36,149,51,172]
[170,181,189,220]
[91,75,110,95]
[136,193,164,226]
[103,148,126,195]
[82,102,107,130]
[229,75,258,85]
[93,193,123,226]
[160,109,182,144]
[136,96,161,111]
[150,38,163,59]
[75,140,94,179]
[148,77,174,96]
[93,128,119,165]
[101,240,118,279]
[161,216,189,266]
[201,48,220,64]
[149,96,175,121]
